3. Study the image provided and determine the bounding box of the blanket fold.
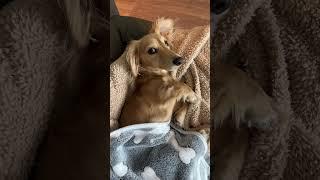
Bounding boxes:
[213,0,320,179]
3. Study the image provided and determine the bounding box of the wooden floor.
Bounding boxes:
[115,0,210,29]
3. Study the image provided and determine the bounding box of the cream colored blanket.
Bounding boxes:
[110,25,210,131]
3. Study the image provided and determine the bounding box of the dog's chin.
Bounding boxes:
[144,65,179,75]
[168,66,180,71]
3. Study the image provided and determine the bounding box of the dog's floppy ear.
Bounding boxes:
[150,17,175,37]
[126,40,140,77]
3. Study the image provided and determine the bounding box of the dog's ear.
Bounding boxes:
[126,40,140,77]
[150,17,175,37]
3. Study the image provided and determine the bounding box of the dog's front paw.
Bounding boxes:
[186,92,199,104]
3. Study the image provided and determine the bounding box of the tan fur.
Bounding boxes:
[150,18,175,36]
[120,18,198,127]
[213,62,280,179]
[126,34,180,77]
[120,67,198,126]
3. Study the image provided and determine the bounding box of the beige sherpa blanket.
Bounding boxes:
[110,25,210,131]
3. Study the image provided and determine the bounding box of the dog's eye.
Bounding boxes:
[148,48,158,54]
[164,40,169,46]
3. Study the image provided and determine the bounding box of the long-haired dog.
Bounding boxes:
[119,18,199,128]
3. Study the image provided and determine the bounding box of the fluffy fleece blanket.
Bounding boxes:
[0,0,67,179]
[110,122,209,179]
[110,25,210,131]
[213,0,320,179]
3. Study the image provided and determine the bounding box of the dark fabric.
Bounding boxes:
[213,0,320,179]
[110,15,151,62]
[32,32,107,180]
[212,0,232,15]
[0,0,68,179]
[32,86,107,180]
[32,1,108,180]
[0,0,11,9]
[0,0,153,179]
[0,0,107,179]
[110,0,118,17]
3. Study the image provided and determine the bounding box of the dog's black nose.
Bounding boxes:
[173,57,182,66]
[212,0,232,15]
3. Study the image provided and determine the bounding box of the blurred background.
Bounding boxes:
[115,0,210,29]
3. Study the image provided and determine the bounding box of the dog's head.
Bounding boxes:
[126,18,182,77]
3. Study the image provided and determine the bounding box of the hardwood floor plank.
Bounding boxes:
[115,0,210,29]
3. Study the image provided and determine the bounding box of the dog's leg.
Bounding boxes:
[173,82,199,104]
[173,103,188,128]
[172,83,198,129]
[181,87,198,104]
[174,102,211,151]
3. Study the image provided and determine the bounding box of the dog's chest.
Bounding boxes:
[137,75,176,101]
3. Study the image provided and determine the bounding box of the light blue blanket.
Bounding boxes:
[110,122,210,180]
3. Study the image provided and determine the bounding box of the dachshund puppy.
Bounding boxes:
[119,18,198,127]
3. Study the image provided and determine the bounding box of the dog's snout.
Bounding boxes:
[173,57,182,66]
